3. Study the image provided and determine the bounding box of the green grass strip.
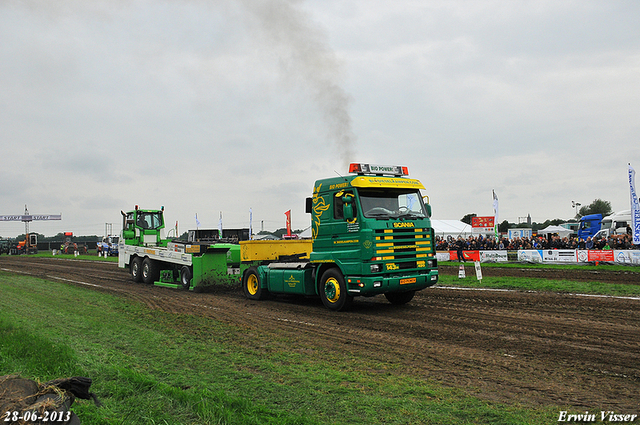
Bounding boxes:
[0,272,556,424]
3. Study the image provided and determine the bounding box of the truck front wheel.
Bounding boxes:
[243,266,266,300]
[141,258,160,285]
[131,257,143,283]
[385,290,415,305]
[319,269,353,311]
[180,266,192,290]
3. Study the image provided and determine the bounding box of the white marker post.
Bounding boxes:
[475,261,483,281]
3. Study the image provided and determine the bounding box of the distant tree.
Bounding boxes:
[498,220,510,233]
[258,228,304,238]
[578,199,613,217]
[460,213,476,225]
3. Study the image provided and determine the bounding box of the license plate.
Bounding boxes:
[400,277,416,285]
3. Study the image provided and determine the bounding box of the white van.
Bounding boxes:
[593,210,632,239]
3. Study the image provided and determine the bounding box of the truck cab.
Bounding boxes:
[305,163,438,309]
[597,210,632,239]
[121,206,167,247]
[241,163,438,311]
[577,214,603,241]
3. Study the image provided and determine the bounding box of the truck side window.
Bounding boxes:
[334,191,356,220]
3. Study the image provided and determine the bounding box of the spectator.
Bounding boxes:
[456,237,466,262]
[585,237,594,250]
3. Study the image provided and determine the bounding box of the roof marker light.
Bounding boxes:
[348,163,409,176]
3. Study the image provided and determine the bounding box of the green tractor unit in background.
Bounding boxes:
[118,206,244,290]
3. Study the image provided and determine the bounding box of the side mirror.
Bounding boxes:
[423,195,432,218]
[343,196,354,220]
[305,197,313,214]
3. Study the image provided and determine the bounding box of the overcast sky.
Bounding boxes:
[1,0,639,238]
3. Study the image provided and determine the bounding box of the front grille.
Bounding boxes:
[373,227,434,272]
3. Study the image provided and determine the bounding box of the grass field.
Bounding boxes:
[34,251,119,262]
[0,270,567,425]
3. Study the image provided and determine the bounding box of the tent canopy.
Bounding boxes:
[431,219,472,238]
[538,225,573,237]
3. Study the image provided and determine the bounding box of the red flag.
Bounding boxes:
[285,210,291,236]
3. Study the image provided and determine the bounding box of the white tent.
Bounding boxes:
[431,219,472,239]
[538,225,573,238]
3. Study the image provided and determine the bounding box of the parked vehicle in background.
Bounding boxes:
[97,235,119,256]
[577,214,603,240]
[0,239,10,254]
[593,210,632,240]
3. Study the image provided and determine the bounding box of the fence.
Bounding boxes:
[438,249,640,265]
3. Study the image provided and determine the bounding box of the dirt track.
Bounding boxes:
[1,256,639,411]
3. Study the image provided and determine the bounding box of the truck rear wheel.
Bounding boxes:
[131,257,143,283]
[141,258,160,285]
[243,266,267,300]
[319,269,352,311]
[180,266,192,290]
[385,290,415,305]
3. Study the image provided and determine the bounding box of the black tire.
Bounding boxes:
[141,258,160,285]
[319,268,353,311]
[242,266,266,300]
[385,290,415,305]
[131,257,143,283]
[180,266,193,290]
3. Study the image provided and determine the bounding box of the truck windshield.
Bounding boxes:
[359,189,427,219]
[137,212,163,230]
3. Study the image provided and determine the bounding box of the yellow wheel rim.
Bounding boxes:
[324,277,340,303]
[247,274,259,296]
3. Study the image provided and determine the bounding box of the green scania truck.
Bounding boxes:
[118,163,438,311]
[241,163,439,311]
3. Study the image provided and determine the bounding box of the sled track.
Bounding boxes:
[1,256,639,410]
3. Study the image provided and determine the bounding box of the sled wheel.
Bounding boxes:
[141,258,160,284]
[180,266,192,290]
[131,257,143,283]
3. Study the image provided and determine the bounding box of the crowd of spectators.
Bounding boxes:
[436,232,638,252]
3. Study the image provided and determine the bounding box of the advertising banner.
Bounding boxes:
[471,216,494,233]
[614,250,640,264]
[518,250,543,263]
[492,190,499,239]
[436,252,451,263]
[449,250,480,262]
[508,229,532,239]
[630,164,640,245]
[479,250,508,262]
[439,249,640,264]
[542,250,577,263]
[587,250,615,262]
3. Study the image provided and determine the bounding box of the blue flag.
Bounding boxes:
[629,164,640,245]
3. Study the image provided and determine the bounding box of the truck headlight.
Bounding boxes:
[370,264,381,273]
